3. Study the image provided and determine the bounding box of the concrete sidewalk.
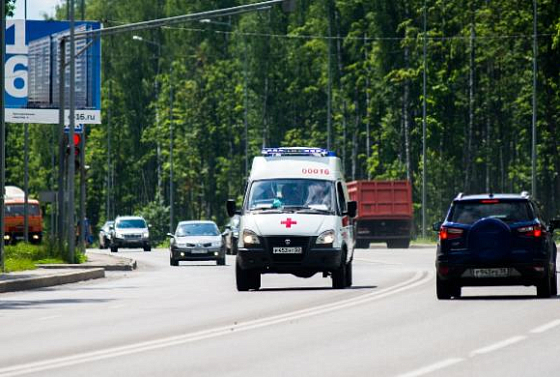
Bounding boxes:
[0,251,136,293]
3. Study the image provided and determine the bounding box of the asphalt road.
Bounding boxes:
[1,245,559,377]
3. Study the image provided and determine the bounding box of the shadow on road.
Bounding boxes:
[173,264,227,267]
[0,298,114,310]
[259,285,377,292]
[455,295,560,301]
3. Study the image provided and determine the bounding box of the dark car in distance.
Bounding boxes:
[222,215,240,255]
[98,221,114,249]
[434,192,559,299]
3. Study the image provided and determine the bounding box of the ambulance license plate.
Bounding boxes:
[273,247,302,254]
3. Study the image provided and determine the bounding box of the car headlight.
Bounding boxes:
[114,232,124,239]
[316,230,335,245]
[143,231,150,238]
[242,229,260,246]
[212,240,222,247]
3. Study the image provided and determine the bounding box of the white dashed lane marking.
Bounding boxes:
[530,319,560,334]
[397,358,465,377]
[469,336,526,357]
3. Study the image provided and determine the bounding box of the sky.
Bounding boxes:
[11,0,61,20]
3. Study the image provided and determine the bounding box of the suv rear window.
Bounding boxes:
[449,201,534,225]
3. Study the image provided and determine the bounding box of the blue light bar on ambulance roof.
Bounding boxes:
[261,147,336,157]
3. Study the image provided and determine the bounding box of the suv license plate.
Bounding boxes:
[273,247,302,254]
[191,249,206,254]
[473,268,509,278]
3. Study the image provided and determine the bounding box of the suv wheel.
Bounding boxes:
[170,256,178,266]
[144,245,151,252]
[110,246,118,253]
[537,269,552,298]
[436,276,456,300]
[217,256,226,266]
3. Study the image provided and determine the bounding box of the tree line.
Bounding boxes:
[5,0,560,241]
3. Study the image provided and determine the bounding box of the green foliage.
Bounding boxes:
[4,242,67,272]
[137,199,170,244]
[5,0,560,242]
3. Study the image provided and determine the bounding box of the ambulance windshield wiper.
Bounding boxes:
[249,204,283,213]
[284,205,332,214]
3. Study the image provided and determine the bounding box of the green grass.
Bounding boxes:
[411,236,438,245]
[2,241,82,272]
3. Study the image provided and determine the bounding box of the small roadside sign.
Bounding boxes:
[64,124,84,134]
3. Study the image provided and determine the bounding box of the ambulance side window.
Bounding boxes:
[336,182,347,215]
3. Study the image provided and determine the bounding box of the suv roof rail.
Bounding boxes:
[454,192,464,200]
[520,191,530,198]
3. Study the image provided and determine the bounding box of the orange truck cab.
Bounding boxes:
[4,186,43,244]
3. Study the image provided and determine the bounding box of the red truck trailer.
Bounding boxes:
[347,180,413,249]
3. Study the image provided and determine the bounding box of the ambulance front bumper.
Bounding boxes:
[237,244,343,272]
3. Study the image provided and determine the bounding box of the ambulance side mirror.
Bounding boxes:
[226,199,237,218]
[346,201,357,218]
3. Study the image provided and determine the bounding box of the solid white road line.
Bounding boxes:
[0,271,431,376]
[397,358,465,377]
[530,319,560,334]
[469,336,526,357]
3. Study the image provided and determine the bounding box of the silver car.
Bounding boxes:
[168,221,225,266]
[110,216,151,252]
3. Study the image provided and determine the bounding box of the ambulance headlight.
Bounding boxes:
[242,230,260,246]
[316,230,335,245]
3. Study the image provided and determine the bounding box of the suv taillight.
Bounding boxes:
[439,226,464,241]
[517,225,542,238]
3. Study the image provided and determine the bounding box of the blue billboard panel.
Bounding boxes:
[5,20,101,124]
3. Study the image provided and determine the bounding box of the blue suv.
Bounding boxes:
[434,192,559,299]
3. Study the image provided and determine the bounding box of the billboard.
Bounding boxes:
[5,20,101,124]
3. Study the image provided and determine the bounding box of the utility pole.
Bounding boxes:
[364,33,370,180]
[57,38,66,252]
[79,126,86,252]
[243,35,249,178]
[531,0,537,197]
[68,0,77,262]
[169,65,174,234]
[326,0,332,151]
[422,0,427,239]
[1,0,6,272]
[23,0,29,243]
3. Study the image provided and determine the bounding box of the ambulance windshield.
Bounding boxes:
[247,179,335,214]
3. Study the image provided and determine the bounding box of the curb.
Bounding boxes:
[0,268,105,293]
[38,254,137,271]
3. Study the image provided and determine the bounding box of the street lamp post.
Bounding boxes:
[132,36,175,232]
[133,35,164,203]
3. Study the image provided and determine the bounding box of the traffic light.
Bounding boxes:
[65,134,82,171]
[74,134,81,170]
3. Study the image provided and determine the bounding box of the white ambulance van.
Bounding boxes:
[226,147,357,291]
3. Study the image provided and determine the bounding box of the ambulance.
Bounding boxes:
[227,147,357,291]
